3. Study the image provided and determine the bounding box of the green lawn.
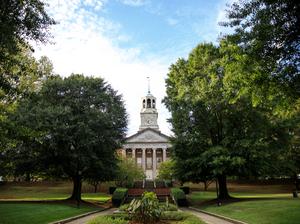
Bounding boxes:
[0,202,100,224]
[200,198,300,224]
[188,191,292,204]
[188,191,300,224]
[0,182,111,202]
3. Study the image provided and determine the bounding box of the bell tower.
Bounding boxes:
[139,78,159,131]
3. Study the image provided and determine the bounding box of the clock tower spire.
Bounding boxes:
[139,78,159,131]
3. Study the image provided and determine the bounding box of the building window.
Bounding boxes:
[126,149,132,158]
[143,99,146,108]
[166,148,171,159]
[152,99,155,108]
[147,99,151,108]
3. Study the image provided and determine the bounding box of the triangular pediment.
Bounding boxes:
[126,128,169,143]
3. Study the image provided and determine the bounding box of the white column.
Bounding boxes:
[163,148,167,162]
[132,148,136,163]
[122,148,126,157]
[153,148,157,178]
[142,148,146,171]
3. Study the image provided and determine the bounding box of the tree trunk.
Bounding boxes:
[69,175,82,201]
[94,182,99,193]
[294,174,299,191]
[217,174,231,199]
[25,172,31,182]
[203,181,208,191]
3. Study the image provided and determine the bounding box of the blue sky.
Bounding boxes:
[34,0,233,136]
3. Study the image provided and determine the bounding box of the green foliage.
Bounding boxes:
[11,74,128,200]
[112,188,128,206]
[115,156,145,187]
[223,0,300,98]
[119,203,130,211]
[161,211,205,223]
[0,0,55,177]
[164,42,289,199]
[180,186,190,194]
[127,191,162,224]
[161,211,189,221]
[171,188,186,201]
[89,216,128,224]
[171,188,188,206]
[157,160,175,180]
[0,50,55,179]
[0,0,55,59]
[160,202,178,211]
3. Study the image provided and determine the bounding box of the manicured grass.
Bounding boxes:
[0,182,111,202]
[81,193,111,202]
[0,202,99,224]
[0,183,70,200]
[200,198,300,224]
[188,191,292,204]
[189,191,299,223]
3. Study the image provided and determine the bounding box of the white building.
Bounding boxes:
[121,90,171,180]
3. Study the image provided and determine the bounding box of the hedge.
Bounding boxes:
[180,186,190,194]
[112,188,128,206]
[171,188,188,206]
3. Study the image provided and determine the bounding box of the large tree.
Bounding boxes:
[0,0,55,58]
[0,51,54,179]
[164,43,287,199]
[1,0,55,175]
[12,74,127,201]
[222,0,300,99]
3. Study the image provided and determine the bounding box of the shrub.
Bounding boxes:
[182,214,206,224]
[165,180,173,187]
[160,203,178,211]
[161,211,204,224]
[180,186,190,194]
[127,191,162,224]
[112,188,128,206]
[88,216,128,224]
[171,188,188,206]
[161,211,189,220]
[109,186,116,194]
[119,203,130,211]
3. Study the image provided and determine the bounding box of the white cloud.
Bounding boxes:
[119,0,149,7]
[34,0,172,136]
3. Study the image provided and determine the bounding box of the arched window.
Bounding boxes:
[147,99,151,108]
[152,99,155,108]
[143,99,146,108]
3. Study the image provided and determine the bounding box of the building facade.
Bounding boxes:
[121,90,171,180]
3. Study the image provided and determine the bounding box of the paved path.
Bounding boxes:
[66,208,117,224]
[180,207,236,224]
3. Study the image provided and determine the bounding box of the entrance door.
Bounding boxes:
[146,170,153,180]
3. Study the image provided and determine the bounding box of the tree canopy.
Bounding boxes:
[115,156,145,187]
[11,74,128,201]
[0,0,55,58]
[223,0,300,99]
[164,42,288,199]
